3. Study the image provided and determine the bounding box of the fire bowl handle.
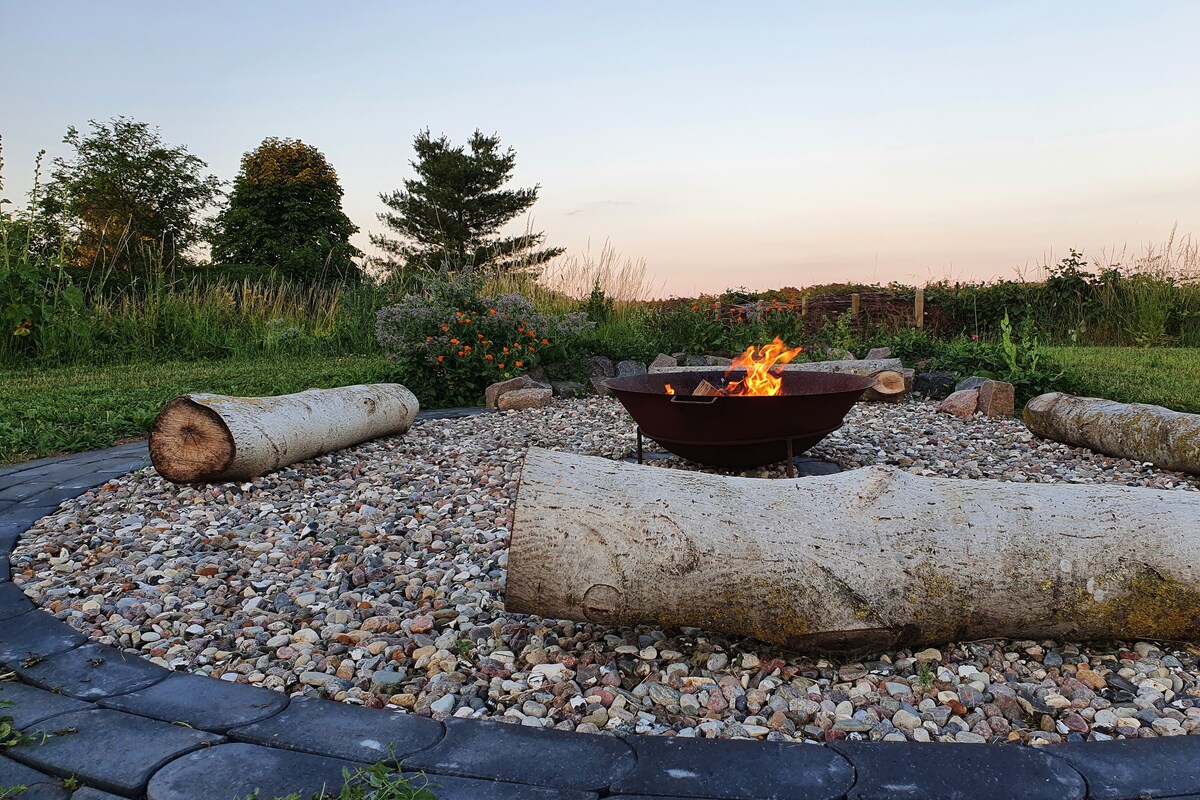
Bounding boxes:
[670,395,720,405]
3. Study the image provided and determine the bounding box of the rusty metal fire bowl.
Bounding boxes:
[606,369,875,470]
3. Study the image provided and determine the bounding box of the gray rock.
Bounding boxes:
[589,376,613,396]
[649,353,678,371]
[430,694,457,714]
[681,354,710,367]
[550,380,587,398]
[588,356,615,378]
[938,389,979,419]
[914,371,957,399]
[616,360,648,378]
[865,347,893,360]
[955,376,988,392]
[826,348,857,361]
[369,669,407,694]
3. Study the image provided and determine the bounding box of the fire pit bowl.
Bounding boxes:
[607,369,875,469]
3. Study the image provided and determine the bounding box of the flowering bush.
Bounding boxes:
[375,271,592,406]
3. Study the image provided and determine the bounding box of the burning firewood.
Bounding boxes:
[691,379,722,397]
[507,448,1200,652]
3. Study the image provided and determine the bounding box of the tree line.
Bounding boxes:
[10,116,559,283]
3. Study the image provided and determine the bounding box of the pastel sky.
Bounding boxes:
[3,2,1198,296]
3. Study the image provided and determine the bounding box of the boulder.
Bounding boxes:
[978,380,1015,417]
[955,376,988,393]
[590,377,613,396]
[826,348,857,361]
[938,389,979,419]
[525,365,552,389]
[681,354,710,367]
[485,376,531,409]
[551,380,587,398]
[914,371,957,399]
[616,360,648,377]
[706,355,733,366]
[865,347,893,360]
[649,353,678,371]
[588,356,615,378]
[498,387,553,411]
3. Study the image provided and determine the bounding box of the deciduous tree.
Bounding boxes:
[46,117,221,270]
[211,137,361,283]
[372,129,562,276]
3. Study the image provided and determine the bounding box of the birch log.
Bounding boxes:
[150,384,419,483]
[507,448,1200,653]
[1025,392,1200,475]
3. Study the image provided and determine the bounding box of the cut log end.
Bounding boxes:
[150,397,236,483]
[870,369,906,395]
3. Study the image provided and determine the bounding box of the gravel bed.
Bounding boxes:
[12,398,1200,745]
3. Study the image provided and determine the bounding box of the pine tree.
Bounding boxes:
[372,129,562,275]
[211,137,361,282]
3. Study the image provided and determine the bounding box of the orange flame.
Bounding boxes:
[664,383,676,395]
[722,337,803,396]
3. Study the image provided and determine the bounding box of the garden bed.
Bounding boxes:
[11,398,1200,745]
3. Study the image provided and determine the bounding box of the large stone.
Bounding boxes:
[587,356,614,378]
[978,380,1016,417]
[649,353,678,371]
[865,346,893,360]
[145,742,359,800]
[485,376,531,409]
[98,671,288,734]
[550,380,587,398]
[826,348,857,361]
[497,387,553,411]
[589,377,613,396]
[16,642,168,700]
[938,389,979,419]
[955,375,988,392]
[615,360,647,378]
[914,371,957,399]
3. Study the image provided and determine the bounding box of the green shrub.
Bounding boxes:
[375,269,592,406]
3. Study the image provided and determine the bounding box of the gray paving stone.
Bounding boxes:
[402,717,635,792]
[0,610,85,667]
[145,742,360,800]
[0,480,57,502]
[4,708,222,797]
[411,773,597,799]
[831,741,1086,800]
[0,754,71,799]
[0,509,49,538]
[0,681,90,728]
[0,581,34,620]
[16,642,168,700]
[99,671,287,733]
[71,789,128,800]
[1044,737,1200,799]
[229,694,443,763]
[0,553,10,582]
[611,734,854,800]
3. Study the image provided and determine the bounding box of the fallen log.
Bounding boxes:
[650,358,905,377]
[1025,392,1200,476]
[861,369,907,402]
[150,384,419,483]
[507,448,1200,652]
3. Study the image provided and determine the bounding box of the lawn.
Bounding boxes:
[1047,346,1200,415]
[0,355,401,464]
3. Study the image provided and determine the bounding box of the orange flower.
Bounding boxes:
[463,345,471,351]
[541,338,548,344]
[488,309,497,315]
[498,363,505,369]
[463,318,471,324]
[458,350,464,357]
[437,355,444,362]
[486,354,493,360]
[425,336,433,342]
[440,325,449,332]
[449,338,459,344]
[455,311,463,317]
[515,360,523,367]
[502,347,509,354]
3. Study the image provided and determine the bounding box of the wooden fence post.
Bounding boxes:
[850,293,860,322]
[801,296,808,317]
[914,288,925,329]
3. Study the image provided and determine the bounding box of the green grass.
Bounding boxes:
[1047,346,1200,413]
[0,354,403,464]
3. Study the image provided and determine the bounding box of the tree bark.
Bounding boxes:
[1025,392,1200,475]
[150,384,419,483]
[507,448,1200,653]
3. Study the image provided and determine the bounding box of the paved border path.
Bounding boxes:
[1,412,1198,799]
